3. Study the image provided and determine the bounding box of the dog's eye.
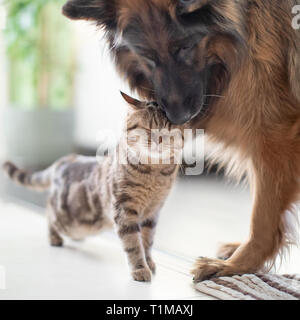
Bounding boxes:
[180,44,194,53]
[143,56,156,69]
[174,44,195,59]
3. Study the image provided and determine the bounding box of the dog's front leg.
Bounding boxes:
[192,147,299,282]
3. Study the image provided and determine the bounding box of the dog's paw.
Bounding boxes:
[132,267,152,282]
[191,257,237,282]
[217,242,240,260]
[146,257,156,274]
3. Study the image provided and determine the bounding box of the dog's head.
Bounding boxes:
[63,0,247,124]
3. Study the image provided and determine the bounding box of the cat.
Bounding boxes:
[3,92,184,282]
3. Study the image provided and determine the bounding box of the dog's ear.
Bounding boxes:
[120,91,143,110]
[62,0,118,31]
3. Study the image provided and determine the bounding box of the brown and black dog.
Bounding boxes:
[62,0,300,281]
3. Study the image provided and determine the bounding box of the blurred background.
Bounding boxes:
[0,0,131,204]
[0,0,128,163]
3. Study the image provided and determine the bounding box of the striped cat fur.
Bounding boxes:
[3,93,184,282]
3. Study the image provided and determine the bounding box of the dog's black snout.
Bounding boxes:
[183,96,195,108]
[157,95,200,124]
[166,109,192,125]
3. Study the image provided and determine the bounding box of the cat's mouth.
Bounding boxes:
[127,141,183,165]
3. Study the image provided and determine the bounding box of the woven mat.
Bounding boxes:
[195,274,300,300]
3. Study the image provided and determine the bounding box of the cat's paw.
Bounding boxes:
[146,257,156,274]
[49,234,64,247]
[49,227,64,247]
[132,267,152,282]
[50,238,64,247]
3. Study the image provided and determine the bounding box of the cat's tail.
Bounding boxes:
[2,161,52,192]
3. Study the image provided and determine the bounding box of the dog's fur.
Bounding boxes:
[62,0,300,281]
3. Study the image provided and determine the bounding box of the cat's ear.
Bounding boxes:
[120,91,143,110]
[62,0,118,31]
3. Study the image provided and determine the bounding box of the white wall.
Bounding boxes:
[0,1,7,159]
[73,22,130,150]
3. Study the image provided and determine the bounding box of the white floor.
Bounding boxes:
[0,176,299,300]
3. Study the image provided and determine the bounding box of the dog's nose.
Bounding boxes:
[165,109,192,125]
[160,99,192,124]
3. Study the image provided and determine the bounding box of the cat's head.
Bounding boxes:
[120,92,184,165]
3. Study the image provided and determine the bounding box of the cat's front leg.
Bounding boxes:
[141,218,158,274]
[114,207,152,282]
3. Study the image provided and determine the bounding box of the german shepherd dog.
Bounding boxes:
[62,0,300,282]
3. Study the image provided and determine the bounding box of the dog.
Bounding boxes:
[62,0,300,281]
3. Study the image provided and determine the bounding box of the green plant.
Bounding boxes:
[5,0,75,110]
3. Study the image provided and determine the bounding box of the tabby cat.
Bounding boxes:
[3,92,183,282]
